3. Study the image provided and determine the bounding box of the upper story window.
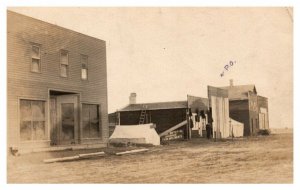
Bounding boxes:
[60,50,69,77]
[81,55,88,80]
[31,45,41,73]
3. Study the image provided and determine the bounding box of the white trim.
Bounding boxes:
[59,49,69,78]
[30,44,42,73]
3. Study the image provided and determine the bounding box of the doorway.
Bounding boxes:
[49,91,79,146]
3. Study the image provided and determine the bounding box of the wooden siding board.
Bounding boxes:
[228,100,251,136]
[257,96,269,129]
[120,109,187,134]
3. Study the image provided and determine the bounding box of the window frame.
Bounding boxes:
[80,54,88,80]
[31,44,41,73]
[19,99,47,142]
[60,50,69,78]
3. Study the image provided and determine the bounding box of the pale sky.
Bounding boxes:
[9,7,293,129]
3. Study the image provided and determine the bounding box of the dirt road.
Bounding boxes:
[7,133,293,183]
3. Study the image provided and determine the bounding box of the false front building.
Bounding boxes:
[7,11,109,153]
[220,80,269,136]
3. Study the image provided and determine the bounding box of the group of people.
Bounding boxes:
[189,108,213,140]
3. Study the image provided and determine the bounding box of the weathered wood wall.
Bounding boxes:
[7,11,109,149]
[120,108,187,135]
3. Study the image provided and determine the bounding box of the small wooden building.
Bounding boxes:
[7,11,109,153]
[118,100,189,140]
[112,90,230,141]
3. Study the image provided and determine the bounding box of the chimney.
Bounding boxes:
[230,79,233,87]
[129,93,136,104]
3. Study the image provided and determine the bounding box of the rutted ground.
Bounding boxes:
[7,132,293,183]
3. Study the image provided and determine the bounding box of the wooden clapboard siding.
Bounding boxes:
[120,108,187,135]
[228,100,251,136]
[220,84,269,136]
[228,96,260,136]
[159,120,187,137]
[248,92,259,135]
[257,96,269,129]
[7,10,109,148]
[150,109,187,134]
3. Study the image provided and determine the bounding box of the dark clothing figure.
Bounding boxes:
[206,124,212,139]
[189,118,194,128]
[207,109,213,123]
[200,110,206,119]
[188,108,192,117]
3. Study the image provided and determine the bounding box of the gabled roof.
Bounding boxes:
[119,101,188,112]
[220,85,257,100]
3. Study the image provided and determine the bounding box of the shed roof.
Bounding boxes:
[220,85,257,100]
[119,101,188,112]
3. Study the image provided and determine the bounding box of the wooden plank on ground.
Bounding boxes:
[159,120,187,137]
[43,151,105,163]
[43,156,80,163]
[116,148,149,156]
[78,152,105,158]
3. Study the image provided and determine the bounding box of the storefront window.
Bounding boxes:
[82,104,101,138]
[20,100,46,141]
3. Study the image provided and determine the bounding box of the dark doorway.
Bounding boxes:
[49,90,79,145]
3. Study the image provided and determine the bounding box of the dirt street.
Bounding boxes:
[7,132,293,183]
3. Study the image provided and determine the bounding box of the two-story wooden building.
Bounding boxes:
[7,11,109,153]
[220,80,269,136]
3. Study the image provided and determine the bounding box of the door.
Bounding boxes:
[259,113,265,129]
[57,95,79,145]
[50,97,58,145]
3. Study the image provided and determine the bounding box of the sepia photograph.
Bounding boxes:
[4,6,294,184]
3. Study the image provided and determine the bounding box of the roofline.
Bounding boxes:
[134,100,187,105]
[117,100,188,111]
[119,107,187,112]
[219,84,256,89]
[257,95,268,99]
[228,98,249,101]
[7,10,106,43]
[117,104,131,112]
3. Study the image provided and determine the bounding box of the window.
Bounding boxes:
[81,55,88,80]
[20,100,46,141]
[31,45,41,72]
[60,50,69,77]
[82,104,101,138]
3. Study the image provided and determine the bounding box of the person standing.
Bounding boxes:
[195,111,201,136]
[206,123,211,139]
